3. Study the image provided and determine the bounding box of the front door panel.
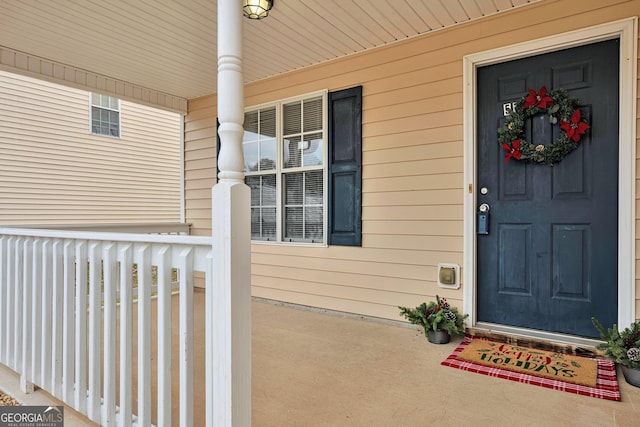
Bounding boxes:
[476,39,619,338]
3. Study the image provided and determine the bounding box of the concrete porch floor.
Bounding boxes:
[2,293,640,426]
[252,301,640,427]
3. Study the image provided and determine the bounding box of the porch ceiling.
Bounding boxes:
[0,0,539,108]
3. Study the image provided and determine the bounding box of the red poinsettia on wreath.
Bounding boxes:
[502,139,522,162]
[560,109,591,142]
[523,86,554,109]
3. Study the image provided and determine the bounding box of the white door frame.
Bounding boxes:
[463,18,638,344]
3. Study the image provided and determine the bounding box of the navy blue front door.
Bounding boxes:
[476,39,619,338]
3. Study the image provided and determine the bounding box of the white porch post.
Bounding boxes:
[208,0,251,426]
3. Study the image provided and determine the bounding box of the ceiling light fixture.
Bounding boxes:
[242,0,274,20]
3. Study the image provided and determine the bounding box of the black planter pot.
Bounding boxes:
[621,365,640,388]
[427,329,450,344]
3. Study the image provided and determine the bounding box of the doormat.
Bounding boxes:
[441,336,620,401]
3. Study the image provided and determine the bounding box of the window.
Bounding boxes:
[230,86,361,246]
[91,93,120,137]
[243,93,326,244]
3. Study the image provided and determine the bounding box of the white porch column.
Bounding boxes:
[208,0,251,426]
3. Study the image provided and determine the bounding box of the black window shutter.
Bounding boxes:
[328,86,362,246]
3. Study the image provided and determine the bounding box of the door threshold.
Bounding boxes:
[470,322,604,358]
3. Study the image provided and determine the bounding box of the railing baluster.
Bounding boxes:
[5,237,15,368]
[74,240,88,414]
[136,244,152,427]
[179,247,194,427]
[40,239,52,390]
[51,239,64,399]
[20,238,33,393]
[205,249,214,426]
[87,242,102,424]
[157,245,172,427]
[62,240,75,404]
[31,239,42,390]
[0,236,6,366]
[12,237,22,373]
[7,237,22,372]
[103,243,117,424]
[119,244,133,426]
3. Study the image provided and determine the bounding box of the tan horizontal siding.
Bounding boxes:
[364,141,462,165]
[252,252,432,280]
[184,94,217,235]
[363,189,462,207]
[364,173,462,192]
[0,70,181,226]
[252,270,464,305]
[365,126,464,151]
[363,220,461,236]
[251,244,463,265]
[185,0,640,321]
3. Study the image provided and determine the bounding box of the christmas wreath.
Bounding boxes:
[498,86,590,165]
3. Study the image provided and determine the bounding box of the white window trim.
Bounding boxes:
[89,93,121,138]
[244,90,328,246]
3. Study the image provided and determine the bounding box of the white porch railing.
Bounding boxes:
[0,227,212,426]
[7,222,192,235]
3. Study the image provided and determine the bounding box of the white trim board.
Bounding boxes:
[462,18,638,344]
[0,46,187,114]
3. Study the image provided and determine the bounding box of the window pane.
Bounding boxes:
[251,207,261,238]
[305,170,323,204]
[262,174,276,206]
[305,207,323,240]
[259,138,276,171]
[245,107,277,170]
[283,101,301,135]
[284,172,303,204]
[284,207,303,240]
[110,97,118,109]
[303,97,322,131]
[243,142,259,172]
[283,170,324,243]
[101,109,110,121]
[109,110,119,123]
[246,176,261,206]
[247,175,277,241]
[110,125,119,137]
[244,111,259,140]
[261,107,276,138]
[303,133,323,167]
[262,207,276,240]
[283,136,301,168]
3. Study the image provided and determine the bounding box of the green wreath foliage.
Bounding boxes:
[498,88,589,166]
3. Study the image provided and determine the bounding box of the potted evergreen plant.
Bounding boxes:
[399,295,468,344]
[592,317,640,388]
